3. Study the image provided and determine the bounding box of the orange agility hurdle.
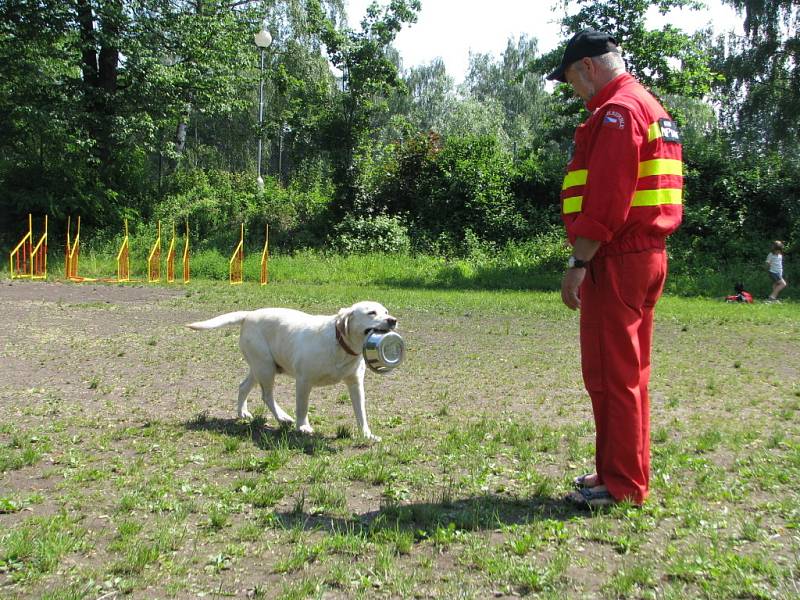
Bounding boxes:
[229,223,244,285]
[148,221,162,283]
[10,214,47,280]
[260,224,269,285]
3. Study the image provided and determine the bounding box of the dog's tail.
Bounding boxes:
[186,311,250,331]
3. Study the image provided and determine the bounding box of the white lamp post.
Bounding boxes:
[254,23,272,191]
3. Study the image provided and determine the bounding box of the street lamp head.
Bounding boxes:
[254,28,272,48]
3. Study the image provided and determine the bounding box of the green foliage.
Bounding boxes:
[313,0,421,213]
[463,35,561,151]
[717,1,800,147]
[0,0,796,281]
[555,0,720,97]
[329,213,411,255]
[364,132,540,255]
[154,166,332,251]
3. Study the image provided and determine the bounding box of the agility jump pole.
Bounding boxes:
[9,215,33,279]
[260,224,269,285]
[147,220,162,283]
[229,223,244,285]
[166,222,177,283]
[115,219,130,282]
[166,219,190,283]
[66,216,130,283]
[182,219,190,283]
[65,215,92,281]
[10,214,47,280]
[31,215,48,279]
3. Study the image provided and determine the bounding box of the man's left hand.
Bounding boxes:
[561,267,586,310]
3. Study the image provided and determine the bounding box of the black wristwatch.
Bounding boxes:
[567,255,590,269]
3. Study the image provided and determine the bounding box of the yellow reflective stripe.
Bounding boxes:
[561,169,587,190]
[648,122,661,142]
[562,196,583,214]
[631,188,683,207]
[638,159,683,178]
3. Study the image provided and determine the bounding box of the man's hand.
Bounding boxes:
[561,267,587,310]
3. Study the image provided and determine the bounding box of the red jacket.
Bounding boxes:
[560,73,683,256]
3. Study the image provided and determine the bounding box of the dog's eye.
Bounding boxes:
[367,311,377,316]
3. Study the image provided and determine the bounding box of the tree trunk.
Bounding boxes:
[76,0,121,182]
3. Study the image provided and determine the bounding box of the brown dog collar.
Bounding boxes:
[335,319,359,356]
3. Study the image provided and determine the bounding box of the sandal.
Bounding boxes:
[565,486,617,508]
[573,473,600,489]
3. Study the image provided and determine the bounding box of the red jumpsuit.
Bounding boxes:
[560,73,683,504]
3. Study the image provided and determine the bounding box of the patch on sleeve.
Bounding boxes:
[603,109,625,129]
[658,118,681,143]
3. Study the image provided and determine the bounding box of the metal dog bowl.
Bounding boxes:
[363,331,405,374]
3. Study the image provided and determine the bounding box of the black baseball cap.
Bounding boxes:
[547,29,619,82]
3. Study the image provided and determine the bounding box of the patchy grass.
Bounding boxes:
[0,279,799,598]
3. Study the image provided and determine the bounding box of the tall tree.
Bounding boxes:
[401,58,456,133]
[0,0,347,230]
[717,0,800,147]
[554,0,718,98]
[312,0,421,213]
[464,35,558,152]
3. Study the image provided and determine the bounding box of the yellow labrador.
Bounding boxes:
[187,301,397,441]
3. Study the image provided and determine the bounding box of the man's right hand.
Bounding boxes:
[561,267,586,310]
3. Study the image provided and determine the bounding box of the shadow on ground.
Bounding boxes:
[382,265,561,292]
[273,493,592,535]
[184,413,340,455]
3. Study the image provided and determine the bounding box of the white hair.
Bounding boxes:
[592,51,626,75]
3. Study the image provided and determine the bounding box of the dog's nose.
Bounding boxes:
[387,317,397,329]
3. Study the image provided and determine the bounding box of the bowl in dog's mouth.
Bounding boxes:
[363,331,405,373]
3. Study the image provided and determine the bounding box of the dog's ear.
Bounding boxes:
[337,307,353,336]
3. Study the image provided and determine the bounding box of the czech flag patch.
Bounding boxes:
[603,110,625,129]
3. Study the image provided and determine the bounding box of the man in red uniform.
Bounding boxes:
[547,30,683,508]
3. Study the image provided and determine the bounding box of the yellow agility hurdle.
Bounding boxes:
[165,219,190,284]
[166,222,177,283]
[116,219,130,282]
[260,224,269,285]
[182,219,190,284]
[148,220,162,283]
[65,215,92,281]
[229,223,244,285]
[10,214,47,280]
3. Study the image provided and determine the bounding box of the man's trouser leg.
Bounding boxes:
[579,249,667,504]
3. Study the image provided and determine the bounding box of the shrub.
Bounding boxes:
[328,214,411,255]
[153,166,334,253]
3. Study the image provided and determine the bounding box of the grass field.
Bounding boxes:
[1,277,798,599]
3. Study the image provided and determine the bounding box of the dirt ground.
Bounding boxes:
[1,280,580,598]
[2,280,797,599]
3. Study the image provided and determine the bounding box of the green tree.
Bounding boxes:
[554,0,718,97]
[0,0,348,235]
[399,58,456,133]
[313,0,421,214]
[464,36,557,152]
[716,0,800,147]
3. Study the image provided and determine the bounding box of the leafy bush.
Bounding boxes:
[153,166,333,253]
[365,132,535,255]
[328,214,411,255]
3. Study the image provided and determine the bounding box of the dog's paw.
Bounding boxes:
[297,424,314,435]
[238,409,253,420]
[363,432,381,442]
